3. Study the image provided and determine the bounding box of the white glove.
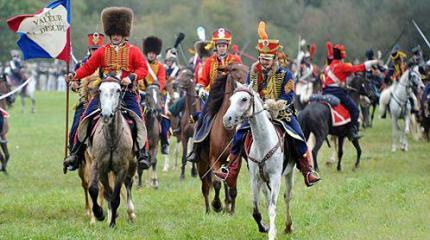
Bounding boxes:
[364,59,381,71]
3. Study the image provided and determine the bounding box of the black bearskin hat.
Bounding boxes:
[143,36,162,55]
[101,7,133,37]
[194,41,212,59]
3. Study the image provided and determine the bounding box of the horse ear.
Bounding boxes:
[234,80,245,89]
[247,79,254,91]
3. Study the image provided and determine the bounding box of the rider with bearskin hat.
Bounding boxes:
[186,28,242,162]
[64,7,151,172]
[214,21,320,187]
[141,36,170,154]
[322,43,380,140]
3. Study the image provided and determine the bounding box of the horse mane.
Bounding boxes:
[207,74,228,115]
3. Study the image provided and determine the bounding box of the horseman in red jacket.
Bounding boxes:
[322,44,380,140]
[187,28,242,162]
[64,7,151,172]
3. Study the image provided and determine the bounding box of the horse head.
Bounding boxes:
[408,66,425,93]
[177,68,195,90]
[226,63,249,84]
[145,84,162,114]
[223,82,263,130]
[99,74,122,124]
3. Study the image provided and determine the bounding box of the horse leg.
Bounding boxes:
[351,139,362,170]
[173,140,179,170]
[391,117,399,152]
[189,139,197,177]
[267,176,281,240]
[137,164,144,188]
[180,138,187,180]
[88,164,104,221]
[284,169,294,234]
[162,153,169,173]
[109,170,126,228]
[370,103,376,127]
[212,179,223,212]
[151,157,159,189]
[20,95,25,113]
[337,136,345,172]
[125,175,136,222]
[0,152,5,173]
[228,185,237,215]
[202,174,211,213]
[312,134,325,172]
[403,114,410,151]
[0,142,10,172]
[99,171,113,226]
[31,96,36,113]
[327,135,337,166]
[251,175,267,233]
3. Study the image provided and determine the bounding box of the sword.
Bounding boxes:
[412,19,430,49]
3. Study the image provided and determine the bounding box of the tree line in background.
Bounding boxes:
[0,0,429,65]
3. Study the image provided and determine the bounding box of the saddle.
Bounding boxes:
[242,122,293,174]
[310,94,351,127]
[77,108,138,147]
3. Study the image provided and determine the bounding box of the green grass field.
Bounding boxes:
[0,92,429,240]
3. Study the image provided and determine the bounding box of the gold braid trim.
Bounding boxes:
[209,58,218,89]
[103,45,130,75]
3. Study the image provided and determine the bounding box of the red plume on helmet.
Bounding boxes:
[309,43,317,61]
[325,41,333,61]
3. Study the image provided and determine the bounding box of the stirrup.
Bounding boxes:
[305,171,320,186]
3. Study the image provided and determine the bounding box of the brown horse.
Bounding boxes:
[0,74,10,173]
[137,84,162,189]
[176,69,200,180]
[196,63,248,213]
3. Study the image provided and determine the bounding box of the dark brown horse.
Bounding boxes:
[0,73,11,173]
[177,69,200,180]
[196,63,248,213]
[137,84,162,189]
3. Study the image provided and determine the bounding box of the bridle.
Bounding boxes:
[232,88,266,121]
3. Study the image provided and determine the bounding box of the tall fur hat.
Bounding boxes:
[101,7,133,37]
[143,36,163,55]
[194,41,212,59]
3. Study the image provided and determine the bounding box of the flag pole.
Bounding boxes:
[65,62,70,160]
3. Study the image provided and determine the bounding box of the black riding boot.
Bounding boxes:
[136,147,151,170]
[347,124,361,141]
[63,141,85,173]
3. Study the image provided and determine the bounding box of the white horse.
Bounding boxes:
[223,84,295,240]
[379,66,424,152]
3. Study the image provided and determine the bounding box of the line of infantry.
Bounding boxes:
[63,6,392,188]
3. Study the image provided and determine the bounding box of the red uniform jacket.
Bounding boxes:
[323,59,365,88]
[75,42,148,81]
[198,53,242,89]
[144,60,166,92]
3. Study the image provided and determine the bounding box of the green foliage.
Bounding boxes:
[0,92,429,239]
[0,0,429,64]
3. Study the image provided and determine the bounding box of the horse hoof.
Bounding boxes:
[191,168,197,178]
[128,213,136,222]
[93,207,105,221]
[337,167,342,172]
[179,174,185,181]
[211,201,223,213]
[258,224,269,233]
[109,221,116,228]
[284,224,294,234]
